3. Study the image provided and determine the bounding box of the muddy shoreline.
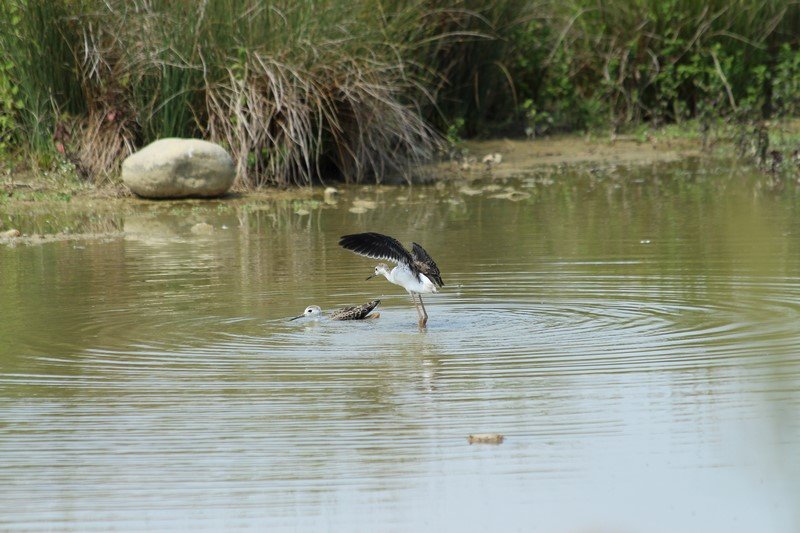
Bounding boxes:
[1,135,704,246]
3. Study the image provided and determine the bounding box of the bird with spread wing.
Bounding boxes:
[339,232,444,326]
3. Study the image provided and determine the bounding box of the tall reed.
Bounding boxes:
[2,0,457,186]
[427,0,800,134]
[2,0,800,185]
[0,0,85,158]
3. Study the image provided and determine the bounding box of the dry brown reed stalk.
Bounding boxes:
[53,3,143,184]
[72,110,137,185]
[206,49,442,188]
[59,0,450,187]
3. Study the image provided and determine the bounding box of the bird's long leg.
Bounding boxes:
[418,295,429,326]
[408,291,423,324]
[409,292,422,320]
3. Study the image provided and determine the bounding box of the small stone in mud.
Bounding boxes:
[323,187,339,204]
[482,152,503,167]
[1,229,21,238]
[468,433,504,445]
[190,222,214,235]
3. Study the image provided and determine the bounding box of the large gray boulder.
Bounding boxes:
[122,138,236,198]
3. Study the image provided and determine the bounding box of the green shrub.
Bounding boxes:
[0,0,454,186]
[2,0,800,185]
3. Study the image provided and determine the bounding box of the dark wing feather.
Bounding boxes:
[339,233,414,266]
[411,242,444,287]
[330,299,381,320]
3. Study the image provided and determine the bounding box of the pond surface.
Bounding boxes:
[1,159,800,531]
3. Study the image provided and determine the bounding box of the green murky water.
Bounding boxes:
[1,159,799,531]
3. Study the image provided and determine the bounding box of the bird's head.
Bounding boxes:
[290,305,322,321]
[366,263,389,281]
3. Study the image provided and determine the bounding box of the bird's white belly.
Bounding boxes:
[390,265,437,294]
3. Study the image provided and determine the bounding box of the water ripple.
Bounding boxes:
[3,171,800,531]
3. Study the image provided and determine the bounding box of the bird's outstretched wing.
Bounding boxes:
[339,233,414,266]
[411,242,444,287]
[330,299,381,320]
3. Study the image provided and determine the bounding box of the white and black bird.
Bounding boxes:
[338,232,444,326]
[290,299,381,321]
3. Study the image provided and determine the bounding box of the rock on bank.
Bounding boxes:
[122,138,235,198]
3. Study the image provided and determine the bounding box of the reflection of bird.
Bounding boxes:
[339,232,444,326]
[290,300,381,321]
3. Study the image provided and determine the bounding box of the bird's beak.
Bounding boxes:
[289,314,304,321]
[366,274,375,281]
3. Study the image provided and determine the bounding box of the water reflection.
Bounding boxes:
[1,159,799,531]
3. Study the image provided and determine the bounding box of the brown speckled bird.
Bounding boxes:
[290,300,381,321]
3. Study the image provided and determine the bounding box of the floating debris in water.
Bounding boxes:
[1,229,21,239]
[640,239,652,244]
[468,433,504,445]
[489,190,530,201]
[458,186,482,196]
[190,222,214,235]
[352,199,378,210]
[482,152,503,167]
[459,156,477,171]
[348,198,378,214]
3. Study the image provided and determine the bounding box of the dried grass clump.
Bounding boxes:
[71,110,137,184]
[4,0,453,186]
[206,51,440,187]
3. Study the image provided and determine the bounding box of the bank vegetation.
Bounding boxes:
[1,0,799,187]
